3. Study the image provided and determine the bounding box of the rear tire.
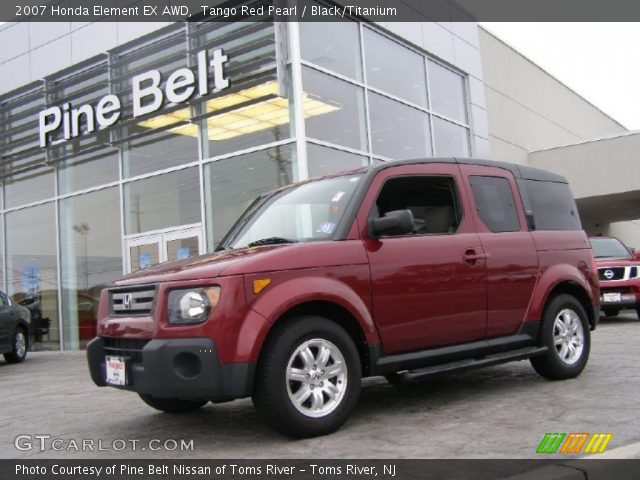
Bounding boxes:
[531,294,590,380]
[138,393,207,413]
[252,316,361,438]
[4,327,27,363]
[602,308,620,317]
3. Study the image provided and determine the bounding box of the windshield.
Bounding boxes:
[590,238,632,259]
[221,174,363,249]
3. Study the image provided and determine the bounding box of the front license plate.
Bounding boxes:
[603,293,622,303]
[105,356,127,385]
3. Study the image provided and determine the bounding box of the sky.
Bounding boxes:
[481,22,640,130]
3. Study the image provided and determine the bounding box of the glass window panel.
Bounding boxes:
[428,60,468,123]
[6,203,59,351]
[200,78,293,158]
[302,66,367,152]
[123,127,199,178]
[523,179,582,231]
[129,242,161,273]
[205,145,293,249]
[59,187,122,350]
[306,143,368,178]
[364,28,428,107]
[124,167,200,234]
[0,216,3,291]
[167,237,199,262]
[470,176,520,233]
[58,147,119,194]
[300,21,362,80]
[433,117,470,157]
[369,93,431,159]
[4,165,55,209]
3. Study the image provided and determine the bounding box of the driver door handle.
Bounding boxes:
[463,249,488,265]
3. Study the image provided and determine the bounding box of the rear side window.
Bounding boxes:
[523,180,581,230]
[470,176,520,233]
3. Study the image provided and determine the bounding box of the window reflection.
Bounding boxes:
[59,187,122,349]
[433,117,470,157]
[302,67,368,152]
[124,167,200,234]
[369,93,431,159]
[123,127,199,178]
[306,143,368,178]
[206,145,293,248]
[300,22,363,80]
[4,164,55,208]
[58,146,119,194]
[6,203,59,351]
[428,60,468,123]
[364,28,428,107]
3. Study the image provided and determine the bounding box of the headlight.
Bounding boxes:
[167,287,220,324]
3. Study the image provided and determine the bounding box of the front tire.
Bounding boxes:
[138,393,207,413]
[252,316,361,438]
[531,294,590,380]
[4,327,27,363]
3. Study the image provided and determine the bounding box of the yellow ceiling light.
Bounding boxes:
[136,80,340,141]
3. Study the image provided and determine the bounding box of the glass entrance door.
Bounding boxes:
[126,226,204,273]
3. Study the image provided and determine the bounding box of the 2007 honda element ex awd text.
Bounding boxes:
[88,158,599,437]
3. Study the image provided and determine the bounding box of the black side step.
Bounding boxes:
[396,346,548,382]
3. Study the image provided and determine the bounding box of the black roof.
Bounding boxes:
[368,157,568,184]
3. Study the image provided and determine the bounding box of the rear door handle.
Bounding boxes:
[463,249,488,265]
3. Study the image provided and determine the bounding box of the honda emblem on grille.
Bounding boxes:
[122,294,133,310]
[604,270,614,280]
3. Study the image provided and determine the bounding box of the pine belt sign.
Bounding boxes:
[38,48,230,148]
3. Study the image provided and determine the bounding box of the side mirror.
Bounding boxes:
[525,211,536,231]
[369,209,414,238]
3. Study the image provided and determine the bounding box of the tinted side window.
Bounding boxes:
[470,176,520,233]
[524,180,581,230]
[372,175,462,235]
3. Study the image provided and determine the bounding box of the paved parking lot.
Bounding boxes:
[1,314,639,459]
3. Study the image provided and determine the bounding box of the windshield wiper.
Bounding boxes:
[247,237,298,248]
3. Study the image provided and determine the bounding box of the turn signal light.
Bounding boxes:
[253,279,271,294]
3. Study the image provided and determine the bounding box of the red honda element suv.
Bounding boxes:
[88,158,599,437]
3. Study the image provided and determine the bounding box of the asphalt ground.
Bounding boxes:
[1,313,639,459]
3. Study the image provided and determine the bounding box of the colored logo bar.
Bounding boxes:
[537,433,613,454]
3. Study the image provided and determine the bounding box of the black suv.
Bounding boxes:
[0,291,31,363]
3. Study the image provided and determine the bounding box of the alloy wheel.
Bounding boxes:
[15,330,27,358]
[286,338,347,418]
[553,308,584,365]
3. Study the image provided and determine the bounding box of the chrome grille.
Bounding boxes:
[110,286,156,315]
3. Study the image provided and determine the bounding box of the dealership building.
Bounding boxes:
[0,8,638,351]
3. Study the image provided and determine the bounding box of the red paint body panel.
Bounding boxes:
[94,161,599,370]
[243,263,378,361]
[458,165,539,338]
[526,243,599,322]
[355,164,487,353]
